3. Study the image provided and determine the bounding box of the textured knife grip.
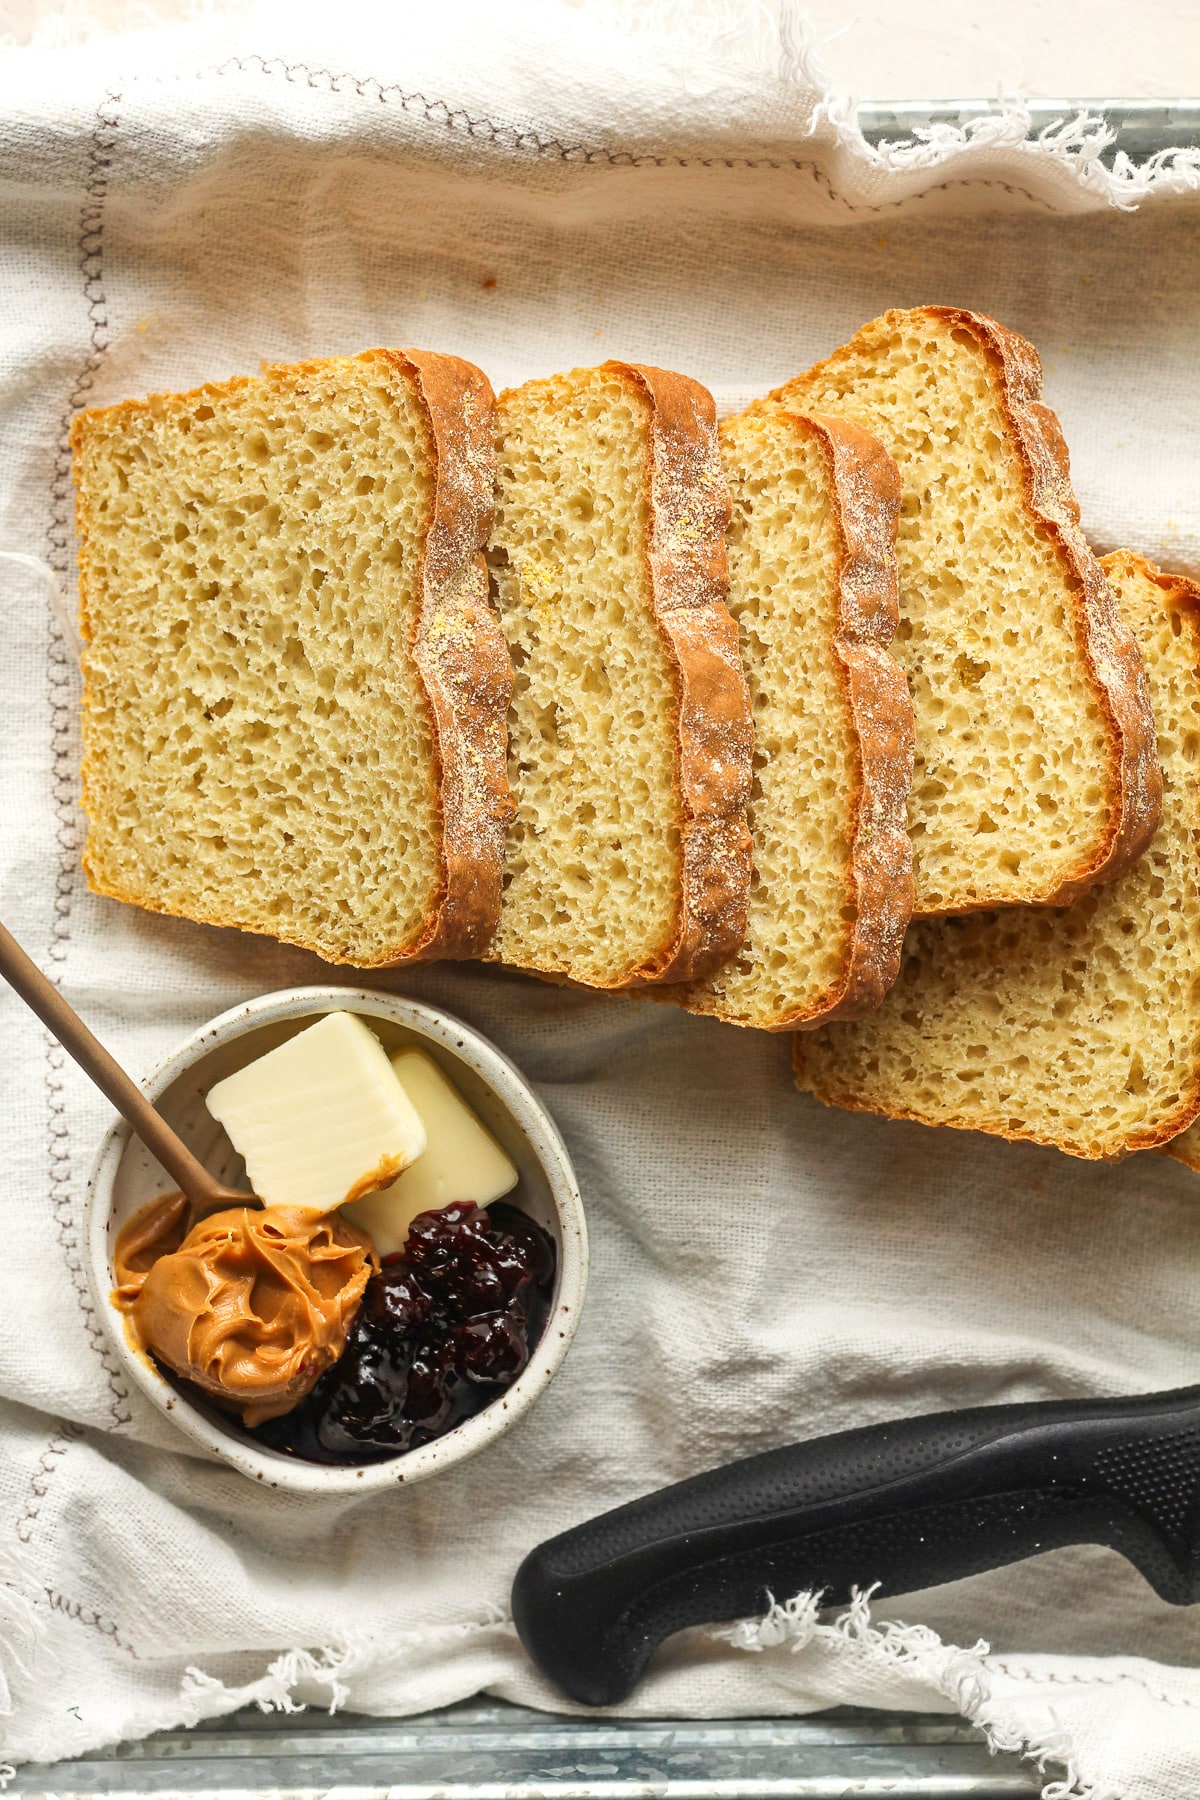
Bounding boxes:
[513,1386,1200,1705]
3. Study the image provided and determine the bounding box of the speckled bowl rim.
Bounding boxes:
[85,985,588,1494]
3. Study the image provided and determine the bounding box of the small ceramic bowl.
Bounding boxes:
[86,986,587,1494]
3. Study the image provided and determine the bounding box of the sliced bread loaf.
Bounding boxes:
[71,348,512,967]
[486,361,753,989]
[796,551,1200,1163]
[673,407,914,1030]
[760,307,1161,917]
[1162,1119,1200,1174]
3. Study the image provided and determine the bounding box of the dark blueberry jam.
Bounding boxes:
[255,1200,556,1465]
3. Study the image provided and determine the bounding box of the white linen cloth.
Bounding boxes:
[0,5,1198,1795]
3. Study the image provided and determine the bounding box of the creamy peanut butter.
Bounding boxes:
[113,1199,377,1426]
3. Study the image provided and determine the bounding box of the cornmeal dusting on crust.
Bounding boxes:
[624,362,753,982]
[487,362,752,990]
[71,348,510,967]
[675,409,914,1029]
[762,306,1161,917]
[798,552,1200,1163]
[396,350,514,960]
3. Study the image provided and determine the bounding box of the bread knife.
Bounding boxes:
[512,1383,1200,1705]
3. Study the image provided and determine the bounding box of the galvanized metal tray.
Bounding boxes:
[7,1700,1040,1798]
[856,97,1200,164]
[15,93,1196,1800]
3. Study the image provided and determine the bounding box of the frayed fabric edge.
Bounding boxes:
[0,1566,1154,1798]
[769,0,1200,215]
[710,0,1200,213]
[0,1606,511,1770]
[718,1586,1091,1800]
[178,1604,511,1724]
[813,89,1200,213]
[0,1541,51,1722]
[6,0,1198,217]
[181,1644,358,1719]
[0,1537,59,1783]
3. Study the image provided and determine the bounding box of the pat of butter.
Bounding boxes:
[205,1012,427,1215]
[344,1049,518,1256]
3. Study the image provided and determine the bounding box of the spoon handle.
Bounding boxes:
[0,918,228,1207]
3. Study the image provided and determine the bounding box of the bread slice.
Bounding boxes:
[71,348,512,967]
[486,361,753,989]
[796,552,1200,1163]
[1161,1117,1200,1174]
[672,408,914,1030]
[760,307,1161,917]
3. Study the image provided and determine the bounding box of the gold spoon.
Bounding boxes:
[0,918,252,1221]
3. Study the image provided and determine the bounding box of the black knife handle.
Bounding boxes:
[513,1386,1200,1705]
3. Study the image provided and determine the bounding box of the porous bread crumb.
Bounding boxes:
[487,362,752,989]
[797,552,1200,1162]
[765,307,1160,916]
[676,408,913,1029]
[72,348,507,966]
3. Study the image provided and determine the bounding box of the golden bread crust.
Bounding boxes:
[609,361,753,986]
[384,348,513,961]
[672,409,913,1030]
[764,305,1162,916]
[798,549,1200,1164]
[71,348,510,967]
[1097,551,1200,1170]
[794,413,915,1025]
[938,311,1161,905]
